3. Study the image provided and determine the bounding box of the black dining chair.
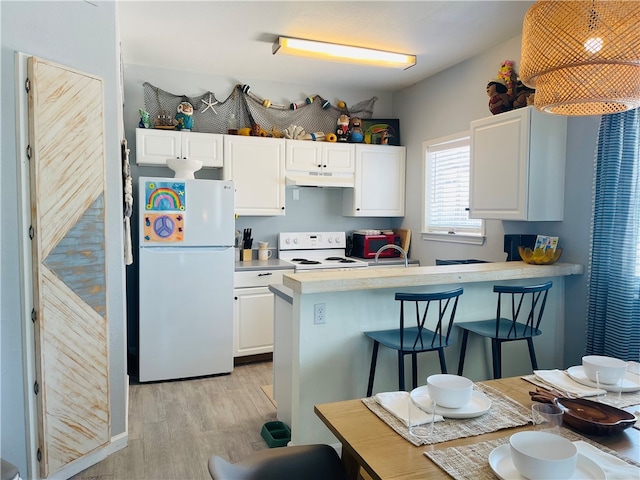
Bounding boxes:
[457,281,553,379]
[208,444,348,480]
[364,287,464,396]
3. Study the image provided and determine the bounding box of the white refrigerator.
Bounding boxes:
[138,176,234,382]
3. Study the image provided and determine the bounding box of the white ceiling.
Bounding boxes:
[118,1,535,92]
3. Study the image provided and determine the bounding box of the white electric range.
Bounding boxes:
[278,231,369,272]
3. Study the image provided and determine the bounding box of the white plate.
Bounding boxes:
[410,386,491,418]
[567,365,640,392]
[488,444,606,480]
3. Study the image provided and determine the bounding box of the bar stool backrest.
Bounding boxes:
[395,287,463,350]
[493,281,553,338]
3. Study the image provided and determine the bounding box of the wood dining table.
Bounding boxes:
[314,376,640,480]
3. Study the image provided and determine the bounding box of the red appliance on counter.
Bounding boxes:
[352,233,401,258]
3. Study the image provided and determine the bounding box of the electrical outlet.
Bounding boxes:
[314,303,326,325]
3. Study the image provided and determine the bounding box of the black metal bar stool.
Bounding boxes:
[457,281,552,379]
[364,287,464,396]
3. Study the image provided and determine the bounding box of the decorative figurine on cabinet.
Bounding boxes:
[498,60,517,100]
[336,114,350,142]
[175,101,194,131]
[512,80,536,109]
[138,109,151,129]
[486,79,512,115]
[349,117,364,143]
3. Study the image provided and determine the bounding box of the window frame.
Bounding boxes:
[422,132,485,245]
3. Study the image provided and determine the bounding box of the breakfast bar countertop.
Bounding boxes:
[282,261,584,294]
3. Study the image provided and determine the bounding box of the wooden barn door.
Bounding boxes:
[27,56,110,478]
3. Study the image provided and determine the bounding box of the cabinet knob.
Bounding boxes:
[234,296,238,300]
[323,164,327,168]
[281,207,285,210]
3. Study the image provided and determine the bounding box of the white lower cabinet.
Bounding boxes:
[233,269,293,357]
[343,145,406,216]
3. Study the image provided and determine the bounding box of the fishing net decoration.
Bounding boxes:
[142,82,377,138]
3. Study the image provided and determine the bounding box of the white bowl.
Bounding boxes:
[509,431,577,480]
[426,374,473,409]
[166,158,203,179]
[582,355,627,385]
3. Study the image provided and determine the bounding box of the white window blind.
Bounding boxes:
[423,134,484,242]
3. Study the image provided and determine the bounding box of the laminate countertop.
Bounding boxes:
[282,261,584,294]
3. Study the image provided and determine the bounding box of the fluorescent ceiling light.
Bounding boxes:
[273,36,416,69]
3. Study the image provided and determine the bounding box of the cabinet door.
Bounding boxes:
[285,139,321,173]
[322,142,355,174]
[469,109,528,220]
[233,287,274,357]
[135,128,180,166]
[469,106,566,221]
[224,135,286,216]
[182,131,223,167]
[344,145,405,216]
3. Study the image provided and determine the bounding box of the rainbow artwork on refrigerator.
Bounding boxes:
[145,181,186,211]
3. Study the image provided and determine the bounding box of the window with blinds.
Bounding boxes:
[423,133,484,242]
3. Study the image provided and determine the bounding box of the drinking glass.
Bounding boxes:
[596,371,623,406]
[408,394,437,441]
[532,402,563,434]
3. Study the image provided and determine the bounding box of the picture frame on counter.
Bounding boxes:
[361,118,400,146]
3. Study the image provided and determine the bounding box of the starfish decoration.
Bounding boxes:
[200,94,219,114]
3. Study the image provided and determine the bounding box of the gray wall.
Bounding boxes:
[393,35,598,368]
[1,1,127,476]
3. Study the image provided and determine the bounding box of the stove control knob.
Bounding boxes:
[328,237,334,244]
[285,238,291,245]
[293,238,299,244]
[335,236,342,244]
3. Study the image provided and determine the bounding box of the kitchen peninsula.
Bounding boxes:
[271,261,583,446]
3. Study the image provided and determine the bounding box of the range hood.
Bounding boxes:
[285,174,354,188]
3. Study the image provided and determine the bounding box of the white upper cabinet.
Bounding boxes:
[285,140,355,187]
[469,107,567,221]
[223,135,286,216]
[343,145,406,217]
[135,128,223,167]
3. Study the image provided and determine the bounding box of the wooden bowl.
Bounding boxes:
[530,389,637,436]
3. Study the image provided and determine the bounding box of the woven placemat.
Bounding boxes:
[522,374,640,408]
[424,428,640,480]
[362,383,531,446]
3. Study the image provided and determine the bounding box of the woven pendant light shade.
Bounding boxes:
[521,1,640,116]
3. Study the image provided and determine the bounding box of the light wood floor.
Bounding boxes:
[71,360,276,480]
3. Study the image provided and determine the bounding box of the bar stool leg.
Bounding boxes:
[457,330,469,376]
[411,353,418,389]
[526,337,538,370]
[438,347,448,374]
[367,341,380,397]
[491,338,502,379]
[398,351,406,391]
